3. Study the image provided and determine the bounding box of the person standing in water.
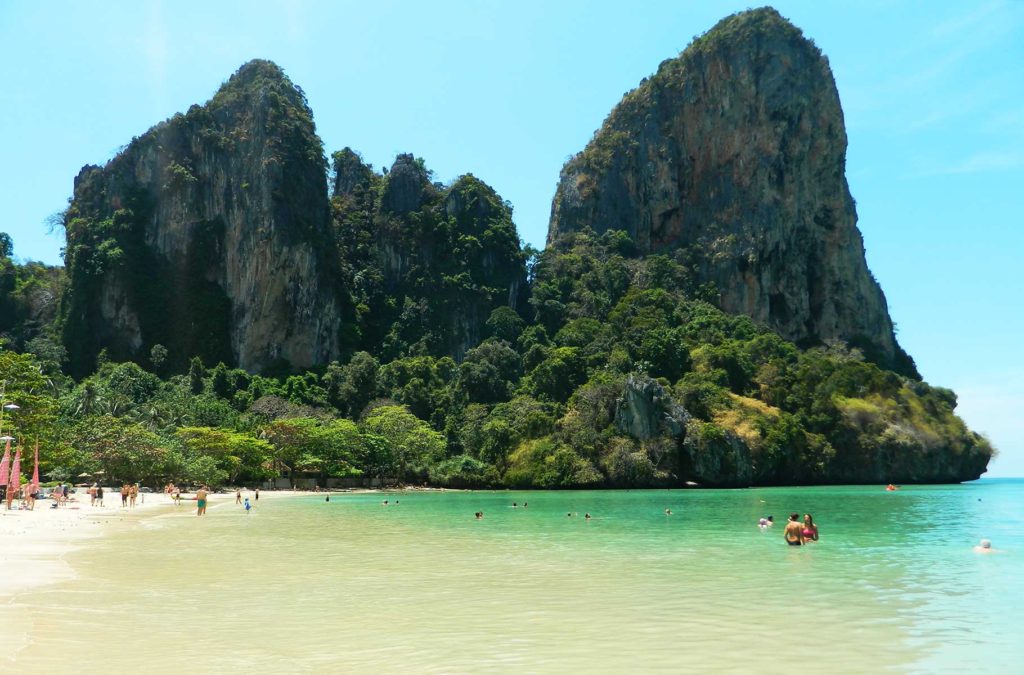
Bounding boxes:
[784,513,805,546]
[235,489,242,504]
[196,486,208,516]
[802,514,819,542]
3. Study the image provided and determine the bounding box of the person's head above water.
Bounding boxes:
[980,539,992,549]
[789,513,800,522]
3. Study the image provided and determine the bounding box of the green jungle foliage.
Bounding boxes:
[0,228,992,489]
[331,150,528,361]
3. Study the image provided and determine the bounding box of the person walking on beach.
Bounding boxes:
[255,487,259,502]
[235,489,242,505]
[196,486,208,516]
[784,513,805,546]
[129,483,138,508]
[120,484,129,508]
[89,483,97,507]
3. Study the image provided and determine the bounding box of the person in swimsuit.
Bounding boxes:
[235,489,242,504]
[784,513,804,546]
[196,486,208,516]
[802,514,819,542]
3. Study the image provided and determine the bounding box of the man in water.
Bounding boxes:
[974,539,1000,553]
[196,486,208,516]
[784,513,804,546]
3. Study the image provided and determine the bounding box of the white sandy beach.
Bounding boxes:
[0,488,301,601]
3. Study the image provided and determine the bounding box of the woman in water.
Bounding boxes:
[802,514,819,542]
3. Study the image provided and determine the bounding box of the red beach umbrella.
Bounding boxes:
[0,439,9,486]
[9,446,21,495]
[30,440,40,494]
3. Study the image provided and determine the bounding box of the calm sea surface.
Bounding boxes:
[6,479,1023,673]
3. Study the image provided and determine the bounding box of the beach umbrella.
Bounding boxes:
[0,438,9,486]
[9,446,21,495]
[30,440,39,494]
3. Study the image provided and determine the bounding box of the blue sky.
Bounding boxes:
[1,1,1021,475]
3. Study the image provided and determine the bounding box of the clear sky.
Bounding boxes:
[1,1,1021,475]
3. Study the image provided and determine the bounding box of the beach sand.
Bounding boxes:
[0,487,308,662]
[0,488,301,600]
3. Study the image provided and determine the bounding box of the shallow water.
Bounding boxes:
[5,480,1023,673]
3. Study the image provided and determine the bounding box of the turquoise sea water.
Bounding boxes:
[7,479,1024,673]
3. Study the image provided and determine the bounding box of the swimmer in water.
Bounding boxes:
[325,495,330,502]
[665,508,672,516]
[513,502,518,508]
[974,539,1000,553]
[475,511,483,520]
[585,513,591,520]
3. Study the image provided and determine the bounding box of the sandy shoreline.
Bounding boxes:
[0,488,306,601]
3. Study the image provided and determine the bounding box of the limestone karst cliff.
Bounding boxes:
[548,7,916,376]
[331,150,527,362]
[61,60,345,375]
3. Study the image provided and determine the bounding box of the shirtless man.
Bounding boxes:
[196,486,208,516]
[784,513,805,546]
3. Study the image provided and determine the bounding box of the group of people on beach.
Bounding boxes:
[118,483,141,507]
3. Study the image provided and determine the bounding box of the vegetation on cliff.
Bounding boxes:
[0,10,994,488]
[0,226,992,488]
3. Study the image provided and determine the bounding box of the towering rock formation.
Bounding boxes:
[331,150,527,361]
[549,7,915,375]
[62,60,344,375]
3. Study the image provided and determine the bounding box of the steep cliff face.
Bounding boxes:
[331,150,527,361]
[62,60,344,375]
[549,8,915,375]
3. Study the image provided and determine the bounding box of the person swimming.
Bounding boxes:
[665,508,672,516]
[475,511,484,520]
[585,513,591,520]
[974,539,1000,553]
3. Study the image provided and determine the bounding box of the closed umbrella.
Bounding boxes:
[0,438,9,486]
[9,446,21,496]
[30,440,39,494]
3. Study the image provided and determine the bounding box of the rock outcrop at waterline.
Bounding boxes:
[61,60,344,375]
[548,7,916,376]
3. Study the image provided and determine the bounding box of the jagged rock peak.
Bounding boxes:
[547,7,916,376]
[61,60,343,376]
[381,153,436,214]
[332,147,374,198]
